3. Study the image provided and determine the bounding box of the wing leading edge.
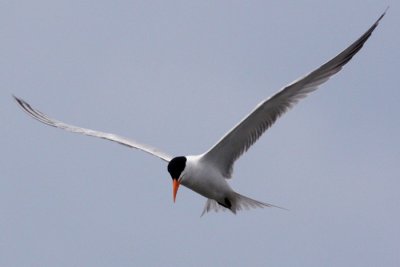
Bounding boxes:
[202,11,386,178]
[13,96,172,162]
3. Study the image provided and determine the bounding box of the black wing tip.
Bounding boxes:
[12,95,34,113]
[375,7,388,26]
[12,95,31,113]
[12,95,54,126]
[382,6,389,18]
[322,8,387,74]
[12,94,24,105]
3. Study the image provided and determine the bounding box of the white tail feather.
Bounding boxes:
[200,192,285,216]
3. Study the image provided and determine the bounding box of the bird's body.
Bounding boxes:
[14,11,386,215]
[172,155,277,214]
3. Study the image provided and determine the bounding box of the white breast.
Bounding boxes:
[180,155,234,202]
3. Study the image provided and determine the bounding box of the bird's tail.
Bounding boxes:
[201,192,286,216]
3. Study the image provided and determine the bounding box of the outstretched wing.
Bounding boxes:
[202,11,386,178]
[14,96,172,162]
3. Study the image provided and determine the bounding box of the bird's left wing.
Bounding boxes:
[14,96,172,162]
[202,11,386,178]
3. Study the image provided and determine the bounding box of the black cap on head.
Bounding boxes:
[167,156,187,180]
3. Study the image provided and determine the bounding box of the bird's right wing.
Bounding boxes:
[201,11,386,178]
[14,96,172,162]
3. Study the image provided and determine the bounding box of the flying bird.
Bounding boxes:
[14,12,385,215]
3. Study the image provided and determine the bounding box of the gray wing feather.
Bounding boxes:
[13,96,172,162]
[202,11,385,178]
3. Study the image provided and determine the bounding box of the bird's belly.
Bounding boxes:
[181,174,231,202]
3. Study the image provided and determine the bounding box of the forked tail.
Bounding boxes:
[201,192,286,216]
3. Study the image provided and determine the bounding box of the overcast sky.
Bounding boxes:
[2,1,399,266]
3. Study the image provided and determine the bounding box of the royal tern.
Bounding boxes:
[14,12,385,215]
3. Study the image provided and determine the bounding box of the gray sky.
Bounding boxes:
[2,1,399,266]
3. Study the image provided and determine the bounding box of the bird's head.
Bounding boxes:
[167,156,187,202]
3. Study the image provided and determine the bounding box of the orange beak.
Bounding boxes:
[172,179,180,203]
